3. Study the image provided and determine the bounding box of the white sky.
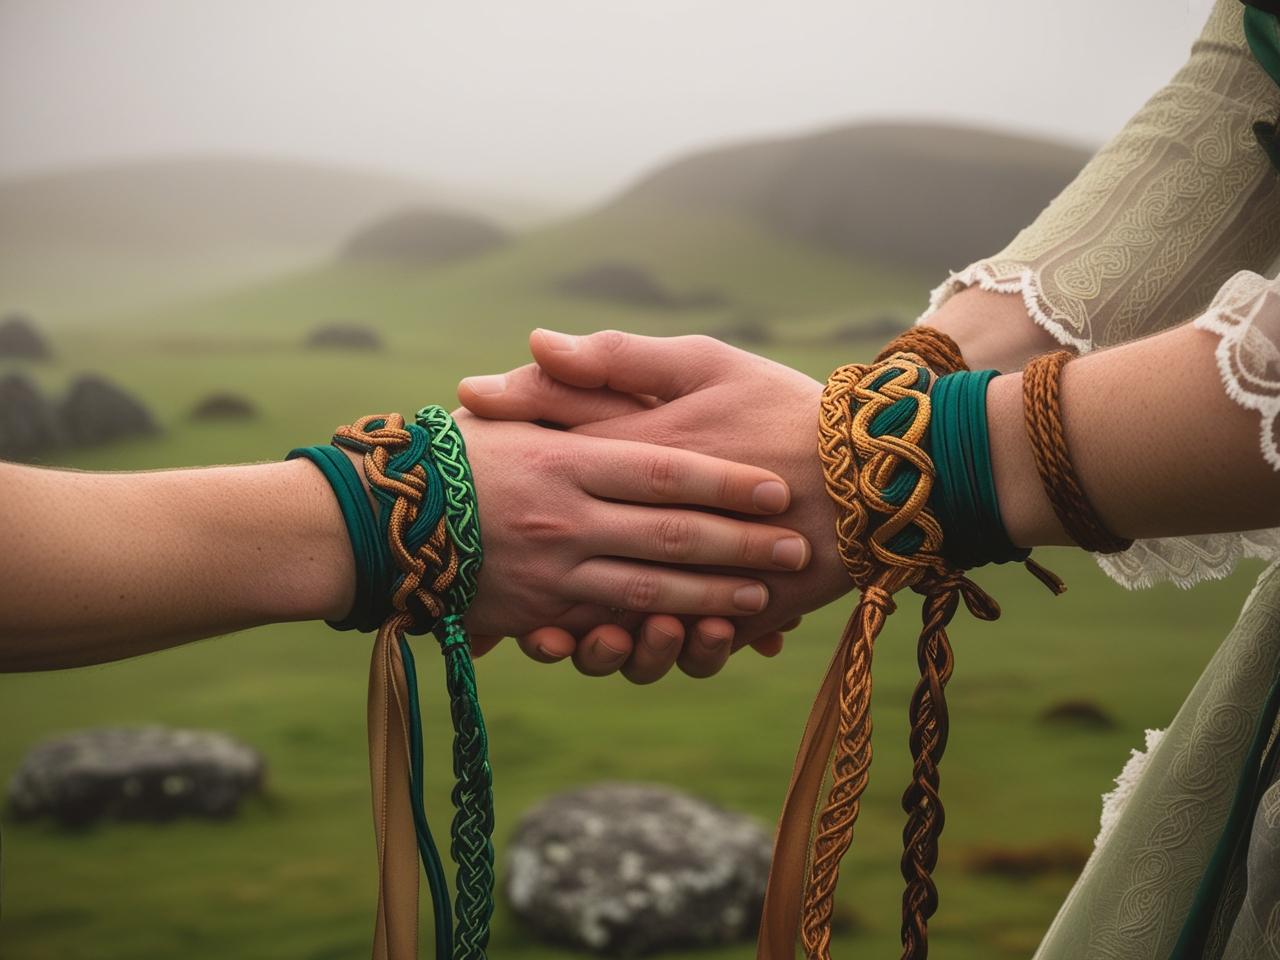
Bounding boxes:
[0,0,1219,205]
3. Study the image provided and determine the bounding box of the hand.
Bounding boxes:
[459,331,852,665]
[452,409,814,681]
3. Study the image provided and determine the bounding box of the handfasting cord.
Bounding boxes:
[1022,351,1133,554]
[289,405,492,960]
[757,329,1068,960]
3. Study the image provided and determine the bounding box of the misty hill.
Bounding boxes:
[0,155,546,320]
[340,208,508,267]
[610,122,1091,274]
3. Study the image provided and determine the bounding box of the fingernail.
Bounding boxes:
[598,635,629,659]
[533,643,560,663]
[752,480,788,513]
[698,630,729,652]
[648,624,679,652]
[771,537,809,570]
[733,584,767,612]
[537,329,578,351]
[462,374,507,395]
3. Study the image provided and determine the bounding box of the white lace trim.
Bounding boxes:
[917,264,1094,355]
[1095,727,1166,850]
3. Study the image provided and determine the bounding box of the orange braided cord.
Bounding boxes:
[805,356,949,960]
[1022,352,1133,555]
[874,327,967,376]
[335,414,460,617]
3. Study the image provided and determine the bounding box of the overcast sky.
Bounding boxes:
[0,0,1219,205]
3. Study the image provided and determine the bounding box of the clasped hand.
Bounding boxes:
[454,330,852,683]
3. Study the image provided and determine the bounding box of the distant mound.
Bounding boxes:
[190,392,258,421]
[0,156,547,320]
[612,122,1091,273]
[340,208,508,267]
[0,313,51,360]
[306,322,384,351]
[557,261,726,310]
[58,375,157,446]
[0,374,60,459]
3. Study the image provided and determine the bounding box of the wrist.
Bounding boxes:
[923,287,1063,373]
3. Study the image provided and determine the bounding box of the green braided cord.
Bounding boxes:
[436,614,495,960]
[416,406,483,612]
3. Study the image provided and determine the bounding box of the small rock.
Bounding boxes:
[305,323,384,351]
[56,375,157,446]
[1040,699,1116,729]
[0,373,61,459]
[964,840,1091,879]
[556,262,722,311]
[505,782,772,956]
[0,313,52,360]
[190,392,258,420]
[6,727,265,826]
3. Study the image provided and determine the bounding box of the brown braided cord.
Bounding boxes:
[874,327,967,375]
[758,344,1064,960]
[1022,352,1133,555]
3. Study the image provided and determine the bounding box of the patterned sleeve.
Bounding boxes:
[920,0,1280,354]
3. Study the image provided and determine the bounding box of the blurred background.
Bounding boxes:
[0,1,1254,958]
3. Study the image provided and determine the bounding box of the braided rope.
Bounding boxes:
[789,342,1058,960]
[333,409,492,960]
[1022,351,1133,554]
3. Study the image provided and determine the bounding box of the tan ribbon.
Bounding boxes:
[368,613,421,960]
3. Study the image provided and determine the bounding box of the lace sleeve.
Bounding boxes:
[921,0,1280,353]
[1096,270,1280,590]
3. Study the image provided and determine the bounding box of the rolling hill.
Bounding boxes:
[610,122,1092,275]
[0,155,549,322]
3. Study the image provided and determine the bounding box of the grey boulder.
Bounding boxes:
[6,727,265,826]
[505,782,773,956]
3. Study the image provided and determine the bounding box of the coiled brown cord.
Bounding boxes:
[1022,351,1133,554]
[875,327,968,375]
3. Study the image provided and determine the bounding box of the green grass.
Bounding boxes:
[0,212,1264,959]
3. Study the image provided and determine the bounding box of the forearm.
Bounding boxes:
[988,321,1280,548]
[0,458,353,671]
[923,287,1062,372]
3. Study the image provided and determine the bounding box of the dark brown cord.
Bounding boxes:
[1022,351,1133,554]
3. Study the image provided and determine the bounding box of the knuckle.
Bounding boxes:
[622,572,663,611]
[595,329,628,355]
[655,514,697,562]
[643,452,683,499]
[520,510,575,547]
[738,527,760,563]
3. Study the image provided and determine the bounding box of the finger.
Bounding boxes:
[579,439,791,514]
[621,615,685,685]
[517,628,576,663]
[471,635,503,658]
[750,633,785,658]
[572,625,634,677]
[678,620,734,679]
[458,363,652,426]
[597,505,809,571]
[779,617,803,632]
[567,558,769,616]
[530,328,732,400]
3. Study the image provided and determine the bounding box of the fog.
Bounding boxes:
[1,0,1217,204]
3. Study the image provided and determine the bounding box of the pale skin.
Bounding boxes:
[0,418,814,676]
[458,286,1280,670]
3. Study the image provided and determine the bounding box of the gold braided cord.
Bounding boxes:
[762,348,1062,960]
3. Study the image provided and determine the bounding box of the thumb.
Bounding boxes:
[530,329,728,400]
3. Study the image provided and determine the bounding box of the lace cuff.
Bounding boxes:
[920,0,1280,353]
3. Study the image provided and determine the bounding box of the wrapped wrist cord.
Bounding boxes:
[758,331,1081,960]
[289,405,492,960]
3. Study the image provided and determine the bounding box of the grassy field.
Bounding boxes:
[0,209,1263,959]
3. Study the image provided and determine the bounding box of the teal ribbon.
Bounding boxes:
[927,370,1029,570]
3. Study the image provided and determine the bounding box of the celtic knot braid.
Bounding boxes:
[332,408,492,960]
[762,346,1062,960]
[874,327,968,375]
